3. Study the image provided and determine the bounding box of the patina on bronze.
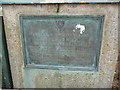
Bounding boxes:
[20,15,104,71]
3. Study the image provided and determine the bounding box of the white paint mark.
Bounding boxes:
[73,30,75,32]
[76,24,85,34]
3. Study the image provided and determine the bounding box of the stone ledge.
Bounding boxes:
[0,0,119,4]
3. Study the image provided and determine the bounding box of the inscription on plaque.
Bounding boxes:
[20,15,104,71]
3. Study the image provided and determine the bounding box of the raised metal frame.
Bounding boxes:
[20,15,104,71]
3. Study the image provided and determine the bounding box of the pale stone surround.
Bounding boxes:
[2,4,118,88]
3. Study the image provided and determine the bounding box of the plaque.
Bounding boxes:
[20,15,104,71]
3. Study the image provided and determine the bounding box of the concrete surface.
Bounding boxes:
[118,4,120,52]
[2,4,118,88]
[0,0,119,4]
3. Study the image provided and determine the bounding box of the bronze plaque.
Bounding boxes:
[20,15,104,71]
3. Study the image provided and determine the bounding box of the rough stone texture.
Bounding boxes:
[118,4,120,81]
[0,0,119,4]
[118,4,120,52]
[2,4,118,88]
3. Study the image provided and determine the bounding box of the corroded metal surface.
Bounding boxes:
[0,0,119,4]
[20,15,104,71]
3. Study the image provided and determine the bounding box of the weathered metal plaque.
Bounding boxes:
[20,15,104,71]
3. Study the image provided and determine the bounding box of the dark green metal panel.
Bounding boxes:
[1,17,13,89]
[20,15,104,71]
[0,16,2,88]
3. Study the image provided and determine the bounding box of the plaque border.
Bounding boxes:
[20,15,105,71]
